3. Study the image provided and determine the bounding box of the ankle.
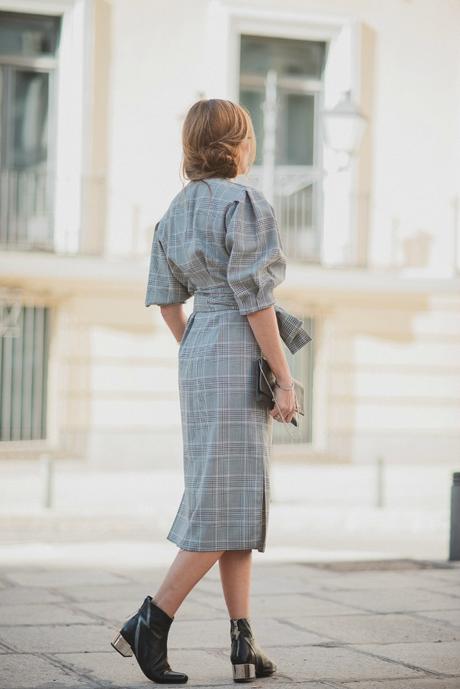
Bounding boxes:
[151,595,176,620]
[229,614,250,620]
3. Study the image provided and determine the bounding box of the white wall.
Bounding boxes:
[104,0,460,277]
[326,295,460,463]
[10,0,457,465]
[57,293,186,468]
[87,0,460,466]
[105,0,209,256]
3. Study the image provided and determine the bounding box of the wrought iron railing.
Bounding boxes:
[0,166,54,251]
[245,166,323,263]
[1,165,459,276]
[0,295,50,442]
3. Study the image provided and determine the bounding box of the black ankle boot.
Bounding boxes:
[111,595,188,684]
[230,618,277,682]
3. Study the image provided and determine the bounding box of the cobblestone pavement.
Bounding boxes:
[0,559,459,689]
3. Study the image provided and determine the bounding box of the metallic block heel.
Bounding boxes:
[232,663,256,682]
[229,618,277,681]
[111,631,133,657]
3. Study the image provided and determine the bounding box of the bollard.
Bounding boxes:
[449,472,460,561]
[40,454,54,509]
[375,456,384,509]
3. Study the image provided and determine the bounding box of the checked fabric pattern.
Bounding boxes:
[145,178,311,552]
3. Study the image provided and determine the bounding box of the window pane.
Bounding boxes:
[277,92,315,165]
[0,11,60,57]
[10,69,49,168]
[239,89,264,165]
[240,34,326,80]
[0,304,50,441]
[1,67,53,247]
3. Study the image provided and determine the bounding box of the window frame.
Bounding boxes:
[0,12,60,249]
[205,3,367,269]
[0,0,94,254]
[238,35,326,262]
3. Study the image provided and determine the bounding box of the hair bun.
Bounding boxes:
[200,142,238,177]
[181,99,255,181]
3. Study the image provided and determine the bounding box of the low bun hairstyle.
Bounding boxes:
[181,99,256,182]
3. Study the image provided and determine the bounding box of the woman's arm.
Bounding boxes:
[160,303,296,424]
[246,306,297,424]
[159,304,188,344]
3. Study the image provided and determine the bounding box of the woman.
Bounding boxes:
[111,99,311,684]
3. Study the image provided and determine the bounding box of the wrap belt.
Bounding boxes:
[191,286,312,355]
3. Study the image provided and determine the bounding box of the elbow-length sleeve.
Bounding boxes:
[224,188,287,315]
[145,222,191,307]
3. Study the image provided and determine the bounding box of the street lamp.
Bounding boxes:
[321,90,367,170]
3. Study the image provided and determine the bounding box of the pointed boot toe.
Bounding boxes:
[111,595,188,684]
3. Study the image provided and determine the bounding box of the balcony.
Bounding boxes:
[246,165,322,264]
[0,165,54,252]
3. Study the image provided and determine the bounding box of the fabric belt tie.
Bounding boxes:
[192,286,239,312]
[191,287,311,355]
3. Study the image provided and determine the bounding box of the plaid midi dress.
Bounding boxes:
[145,177,310,552]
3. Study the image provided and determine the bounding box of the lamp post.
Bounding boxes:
[321,89,367,171]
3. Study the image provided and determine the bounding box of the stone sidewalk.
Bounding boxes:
[0,559,459,689]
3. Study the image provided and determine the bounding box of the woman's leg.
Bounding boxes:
[152,549,225,618]
[218,549,252,618]
[219,550,277,679]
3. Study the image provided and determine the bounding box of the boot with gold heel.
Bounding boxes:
[230,617,277,682]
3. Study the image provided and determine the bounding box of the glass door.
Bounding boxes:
[0,11,60,249]
[239,34,327,262]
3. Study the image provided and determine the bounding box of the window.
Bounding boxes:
[272,315,315,445]
[239,34,327,262]
[0,12,61,250]
[0,302,50,441]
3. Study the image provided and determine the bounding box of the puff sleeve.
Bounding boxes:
[145,222,191,307]
[224,188,287,315]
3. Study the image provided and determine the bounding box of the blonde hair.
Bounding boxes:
[180,98,256,182]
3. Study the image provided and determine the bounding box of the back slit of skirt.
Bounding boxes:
[261,485,267,551]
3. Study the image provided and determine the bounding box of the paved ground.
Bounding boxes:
[0,559,459,689]
[1,459,459,686]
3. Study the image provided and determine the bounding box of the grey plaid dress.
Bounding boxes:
[145,177,310,552]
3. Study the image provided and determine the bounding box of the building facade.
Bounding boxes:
[0,0,459,468]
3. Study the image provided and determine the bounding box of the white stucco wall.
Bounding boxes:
[91,0,460,465]
[2,0,459,466]
[104,0,460,275]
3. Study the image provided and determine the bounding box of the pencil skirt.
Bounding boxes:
[167,306,273,553]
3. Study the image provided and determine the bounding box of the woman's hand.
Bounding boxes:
[269,385,298,424]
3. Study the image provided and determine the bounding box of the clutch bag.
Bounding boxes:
[256,356,304,427]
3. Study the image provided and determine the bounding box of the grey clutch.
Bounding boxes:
[256,356,304,427]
